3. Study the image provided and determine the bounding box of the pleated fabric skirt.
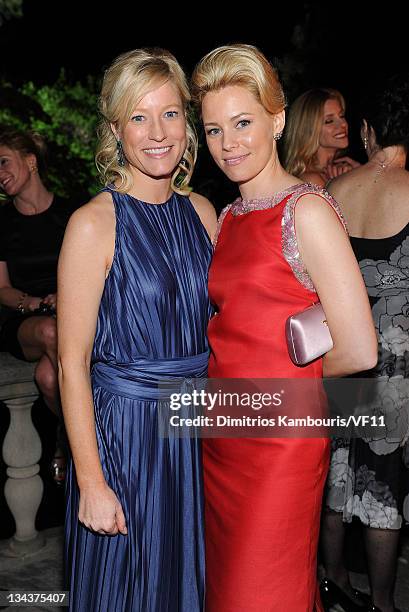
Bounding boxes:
[65,383,205,612]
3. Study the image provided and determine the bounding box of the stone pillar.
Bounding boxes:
[3,394,45,555]
[0,354,46,556]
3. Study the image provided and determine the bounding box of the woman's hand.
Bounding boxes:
[334,156,361,169]
[41,293,57,310]
[326,156,361,180]
[79,481,128,535]
[24,296,43,311]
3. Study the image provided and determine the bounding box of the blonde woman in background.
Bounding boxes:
[58,48,216,612]
[283,88,360,187]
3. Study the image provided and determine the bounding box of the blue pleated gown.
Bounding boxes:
[65,188,212,612]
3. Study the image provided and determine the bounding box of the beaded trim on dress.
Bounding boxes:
[230,183,302,216]
[281,183,348,291]
[212,184,302,247]
[212,182,348,292]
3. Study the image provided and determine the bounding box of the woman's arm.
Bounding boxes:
[57,196,127,535]
[295,195,378,377]
[0,261,42,312]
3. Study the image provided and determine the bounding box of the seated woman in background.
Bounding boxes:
[283,87,360,187]
[321,75,409,612]
[0,127,79,484]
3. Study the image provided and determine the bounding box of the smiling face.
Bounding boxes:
[319,98,348,150]
[117,80,187,182]
[0,146,35,196]
[202,85,281,188]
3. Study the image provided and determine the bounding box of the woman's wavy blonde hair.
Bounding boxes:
[283,88,346,178]
[95,48,197,195]
[191,44,286,116]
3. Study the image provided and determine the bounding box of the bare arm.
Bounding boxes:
[295,195,378,377]
[57,197,127,535]
[0,261,42,311]
[189,192,218,242]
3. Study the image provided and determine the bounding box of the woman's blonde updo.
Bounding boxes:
[96,48,197,195]
[191,44,286,116]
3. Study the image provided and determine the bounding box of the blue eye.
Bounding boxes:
[206,128,221,136]
[237,119,251,129]
[131,115,145,122]
[164,110,179,118]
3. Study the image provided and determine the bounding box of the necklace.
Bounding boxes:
[368,158,388,171]
[367,156,401,182]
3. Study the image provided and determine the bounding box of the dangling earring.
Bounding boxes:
[274,131,283,141]
[116,140,125,167]
[363,135,368,151]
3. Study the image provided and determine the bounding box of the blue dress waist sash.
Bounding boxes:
[91,350,209,401]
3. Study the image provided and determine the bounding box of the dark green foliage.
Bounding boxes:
[0,71,101,200]
[0,0,23,26]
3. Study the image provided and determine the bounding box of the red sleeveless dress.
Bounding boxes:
[204,183,347,612]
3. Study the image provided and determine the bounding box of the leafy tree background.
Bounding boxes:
[0,0,23,25]
[0,2,405,209]
[0,72,100,201]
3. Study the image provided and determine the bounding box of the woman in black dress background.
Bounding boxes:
[0,127,79,482]
[321,75,409,612]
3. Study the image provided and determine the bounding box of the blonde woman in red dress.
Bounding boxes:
[192,44,377,612]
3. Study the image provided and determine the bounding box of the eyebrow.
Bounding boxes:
[204,112,254,126]
[131,102,183,114]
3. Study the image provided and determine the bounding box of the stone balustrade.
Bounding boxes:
[0,352,45,556]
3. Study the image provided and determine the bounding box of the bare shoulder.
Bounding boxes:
[189,191,216,216]
[295,192,344,228]
[326,166,363,199]
[67,191,115,240]
[388,168,409,197]
[189,191,218,240]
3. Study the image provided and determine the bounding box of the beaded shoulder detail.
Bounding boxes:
[213,184,304,248]
[281,183,348,292]
[212,204,232,248]
[229,183,302,216]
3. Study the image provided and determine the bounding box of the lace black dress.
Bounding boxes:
[326,224,409,529]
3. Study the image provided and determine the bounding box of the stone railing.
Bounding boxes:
[0,353,45,556]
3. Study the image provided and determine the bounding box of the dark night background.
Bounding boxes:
[0,1,408,540]
[1,0,408,206]
[1,1,407,94]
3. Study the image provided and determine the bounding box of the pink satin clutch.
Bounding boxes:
[286,302,333,366]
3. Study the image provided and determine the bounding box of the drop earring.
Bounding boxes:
[274,131,283,141]
[116,140,125,166]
